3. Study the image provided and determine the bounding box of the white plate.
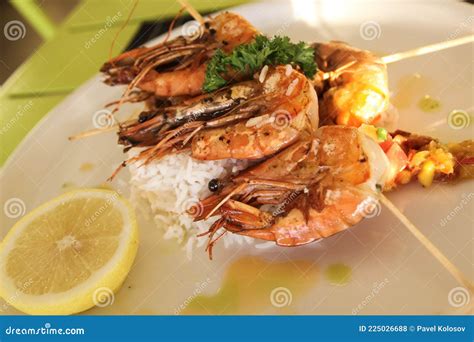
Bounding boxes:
[1,0,473,315]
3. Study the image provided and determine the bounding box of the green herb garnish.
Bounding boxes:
[203,35,317,92]
[376,127,388,141]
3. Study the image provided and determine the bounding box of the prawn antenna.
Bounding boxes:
[378,193,473,294]
[108,0,140,64]
[321,35,474,81]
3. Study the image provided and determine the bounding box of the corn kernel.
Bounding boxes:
[418,160,436,187]
[431,148,455,174]
[411,151,430,167]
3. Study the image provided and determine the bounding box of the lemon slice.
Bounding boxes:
[0,189,138,315]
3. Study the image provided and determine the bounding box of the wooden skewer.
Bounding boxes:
[74,7,471,139]
[177,0,205,24]
[322,35,474,80]
[381,34,474,64]
[76,32,471,142]
[68,110,140,141]
[73,6,474,143]
[379,193,473,292]
[68,125,118,141]
[178,0,473,75]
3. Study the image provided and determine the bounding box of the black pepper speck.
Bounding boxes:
[208,179,220,192]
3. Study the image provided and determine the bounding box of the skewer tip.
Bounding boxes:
[378,193,473,291]
[177,0,205,24]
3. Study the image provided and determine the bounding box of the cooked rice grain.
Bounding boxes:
[128,151,255,258]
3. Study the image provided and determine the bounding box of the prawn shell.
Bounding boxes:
[317,126,371,185]
[191,67,317,160]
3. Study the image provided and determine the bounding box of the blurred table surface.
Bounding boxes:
[0,0,249,166]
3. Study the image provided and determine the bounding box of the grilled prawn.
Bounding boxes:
[194,126,382,256]
[118,66,318,165]
[101,12,257,97]
[312,41,389,127]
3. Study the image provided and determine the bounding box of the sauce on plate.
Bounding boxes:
[392,73,432,109]
[181,256,319,314]
[418,95,441,112]
[324,263,352,286]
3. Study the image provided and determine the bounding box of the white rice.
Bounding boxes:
[128,150,256,259]
[259,65,269,83]
[285,78,299,96]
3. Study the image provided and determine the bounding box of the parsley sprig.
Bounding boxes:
[203,35,317,92]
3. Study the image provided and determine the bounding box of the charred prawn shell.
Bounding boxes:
[117,82,260,149]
